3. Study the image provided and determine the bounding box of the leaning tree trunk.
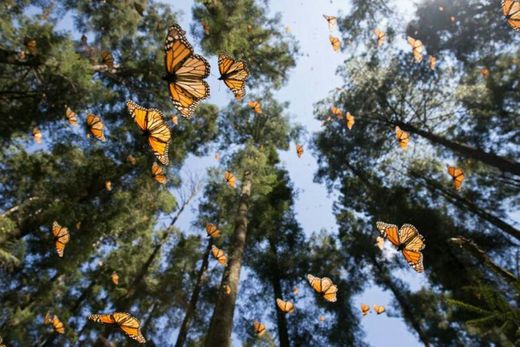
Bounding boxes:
[205,172,252,347]
[394,121,520,176]
[175,239,213,347]
[268,238,290,347]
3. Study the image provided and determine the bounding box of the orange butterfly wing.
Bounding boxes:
[211,245,227,265]
[86,114,106,142]
[296,144,304,158]
[218,54,249,101]
[376,221,400,247]
[503,0,520,31]
[152,162,167,184]
[205,223,221,238]
[224,171,236,188]
[52,221,70,257]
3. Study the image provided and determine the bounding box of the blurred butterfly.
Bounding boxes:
[375,236,385,250]
[503,0,520,31]
[127,154,137,166]
[76,221,81,230]
[111,271,119,285]
[253,320,266,337]
[224,284,231,295]
[447,166,464,190]
[224,171,236,188]
[376,222,426,272]
[52,221,70,258]
[44,313,65,334]
[329,35,341,52]
[101,50,114,68]
[151,162,167,184]
[395,126,409,150]
[105,180,112,191]
[373,304,385,315]
[0,336,5,347]
[127,101,171,165]
[428,55,437,70]
[296,144,304,158]
[407,36,424,63]
[218,54,250,101]
[32,128,42,144]
[306,274,338,302]
[319,315,326,321]
[164,24,210,118]
[248,100,262,114]
[24,37,37,55]
[373,28,385,48]
[331,106,342,118]
[360,304,370,316]
[86,114,106,142]
[346,112,355,130]
[285,26,292,33]
[276,299,295,313]
[323,14,337,32]
[88,312,146,344]
[480,67,490,78]
[65,106,78,126]
[200,20,210,35]
[214,152,221,161]
[206,223,221,238]
[171,115,178,125]
[293,286,299,295]
[211,245,227,265]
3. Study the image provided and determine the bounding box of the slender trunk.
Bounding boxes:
[410,171,520,242]
[268,238,290,347]
[175,239,213,347]
[141,300,159,336]
[205,172,252,347]
[394,121,520,176]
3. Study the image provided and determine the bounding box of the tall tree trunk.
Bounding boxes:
[174,239,212,347]
[394,121,520,176]
[205,172,252,347]
[410,171,520,242]
[268,238,290,347]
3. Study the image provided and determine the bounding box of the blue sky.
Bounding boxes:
[169,0,425,346]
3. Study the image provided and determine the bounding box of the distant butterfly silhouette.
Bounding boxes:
[65,106,78,126]
[346,112,355,130]
[44,313,65,334]
[248,100,262,114]
[329,35,341,52]
[323,14,337,32]
[360,304,370,316]
[32,128,42,144]
[111,271,119,285]
[395,126,409,150]
[429,55,436,70]
[374,28,385,47]
[373,304,385,315]
[224,171,236,188]
[296,144,304,158]
[151,162,167,184]
[276,299,295,313]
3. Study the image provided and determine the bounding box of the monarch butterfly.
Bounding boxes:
[319,315,326,322]
[480,67,490,78]
[24,37,37,55]
[248,101,262,114]
[105,180,112,191]
[375,236,385,250]
[151,162,167,184]
[331,106,342,118]
[306,274,338,302]
[205,223,221,238]
[88,312,146,344]
[376,222,426,273]
[111,271,119,285]
[407,36,424,63]
[171,115,178,125]
[218,54,250,101]
[395,126,409,150]
[127,154,137,166]
[346,112,355,130]
[211,245,227,265]
[329,35,341,52]
[45,313,65,334]
[127,101,171,165]
[224,171,236,188]
[52,221,70,258]
[296,144,304,158]
[164,24,210,118]
[223,284,231,295]
[323,15,337,32]
[502,1,520,31]
[86,114,106,142]
[214,152,221,161]
[373,304,385,315]
[293,286,299,295]
[374,28,385,47]
[447,166,464,190]
[65,106,78,126]
[360,304,370,316]
[32,128,42,144]
[101,50,114,68]
[253,320,266,337]
[429,55,436,70]
[276,299,295,313]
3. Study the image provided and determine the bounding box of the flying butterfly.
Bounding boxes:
[447,166,464,190]
[111,271,119,285]
[248,100,262,114]
[331,106,342,118]
[502,0,520,31]
[375,236,385,250]
[346,112,355,130]
[33,128,42,144]
[24,37,37,55]
[218,54,250,101]
[293,286,299,295]
[88,312,146,344]
[296,144,304,158]
[214,152,221,161]
[306,274,338,302]
[319,315,326,322]
[374,304,386,315]
[360,304,370,316]
[276,299,295,314]
[65,106,78,126]
[127,101,171,165]
[211,245,227,265]
[151,162,167,184]
[376,222,426,273]
[44,313,65,334]
[86,114,106,142]
[329,35,341,53]
[101,50,114,68]
[52,221,70,258]
[223,284,231,295]
[224,171,236,188]
[171,115,178,125]
[429,55,437,70]
[374,28,386,48]
[480,67,490,79]
[323,14,337,32]
[253,320,266,337]
[164,24,210,118]
[105,180,112,191]
[407,36,424,63]
[127,154,137,166]
[205,223,221,238]
[395,126,409,150]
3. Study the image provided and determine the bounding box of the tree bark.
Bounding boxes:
[394,121,520,176]
[268,238,290,347]
[174,239,212,347]
[205,172,252,347]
